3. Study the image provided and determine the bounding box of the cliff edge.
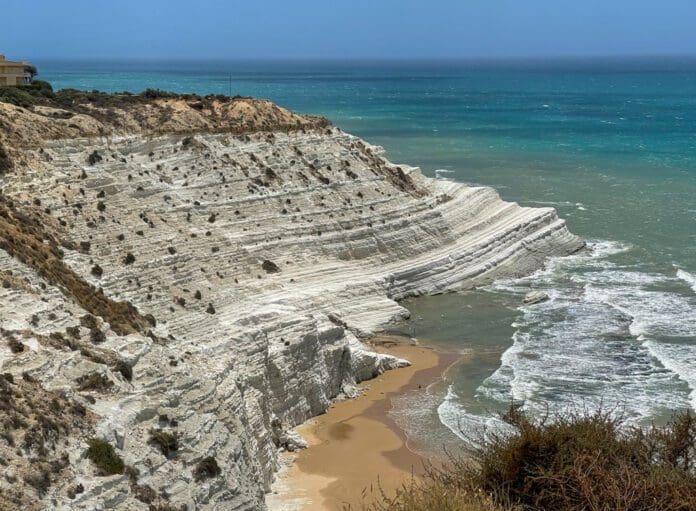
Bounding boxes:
[0,89,584,510]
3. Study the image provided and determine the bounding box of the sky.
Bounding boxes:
[2,0,696,60]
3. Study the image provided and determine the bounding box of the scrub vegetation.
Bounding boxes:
[358,406,696,511]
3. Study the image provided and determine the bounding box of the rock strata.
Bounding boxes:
[0,94,583,510]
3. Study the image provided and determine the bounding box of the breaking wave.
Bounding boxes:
[438,240,696,439]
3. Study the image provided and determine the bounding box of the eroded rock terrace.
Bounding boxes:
[0,96,583,510]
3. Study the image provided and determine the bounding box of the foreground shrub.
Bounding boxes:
[360,407,696,511]
[473,406,696,511]
[353,474,503,511]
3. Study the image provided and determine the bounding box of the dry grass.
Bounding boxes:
[0,373,94,510]
[0,195,152,335]
[358,406,696,511]
[0,81,331,154]
[349,474,506,511]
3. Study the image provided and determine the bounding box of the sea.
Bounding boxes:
[37,57,696,453]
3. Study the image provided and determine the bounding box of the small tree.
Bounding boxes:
[24,64,38,81]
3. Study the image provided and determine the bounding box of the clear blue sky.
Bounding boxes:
[3,0,696,60]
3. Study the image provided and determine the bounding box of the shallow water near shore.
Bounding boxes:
[39,58,696,448]
[393,239,696,448]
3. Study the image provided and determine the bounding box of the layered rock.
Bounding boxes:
[0,95,583,510]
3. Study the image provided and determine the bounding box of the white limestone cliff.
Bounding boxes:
[0,98,583,510]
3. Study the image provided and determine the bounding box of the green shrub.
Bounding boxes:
[0,86,37,108]
[67,482,84,499]
[0,142,13,173]
[89,328,106,344]
[262,260,280,273]
[26,79,52,94]
[148,429,179,459]
[114,360,133,381]
[87,150,102,165]
[76,372,113,392]
[7,336,24,353]
[193,456,221,481]
[142,88,177,99]
[65,325,81,338]
[86,438,124,475]
[80,314,99,330]
[133,483,156,503]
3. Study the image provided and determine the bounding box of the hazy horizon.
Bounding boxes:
[4,0,696,61]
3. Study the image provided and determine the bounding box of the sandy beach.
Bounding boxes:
[267,336,456,511]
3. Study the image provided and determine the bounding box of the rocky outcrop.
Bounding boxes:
[523,291,551,305]
[0,96,583,510]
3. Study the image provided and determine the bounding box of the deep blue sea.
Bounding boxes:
[37,58,696,450]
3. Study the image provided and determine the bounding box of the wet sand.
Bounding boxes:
[267,336,457,511]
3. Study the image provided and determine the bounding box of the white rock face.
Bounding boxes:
[0,127,583,510]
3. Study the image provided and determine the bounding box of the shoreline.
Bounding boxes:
[267,335,460,511]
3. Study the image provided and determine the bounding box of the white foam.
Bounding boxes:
[437,386,512,446]
[584,284,696,338]
[587,239,632,258]
[486,239,629,295]
[676,269,696,293]
[437,386,469,442]
[434,169,455,181]
[526,200,575,206]
[644,340,696,410]
[438,237,696,437]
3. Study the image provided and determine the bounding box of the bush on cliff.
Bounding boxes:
[0,86,37,108]
[359,406,696,511]
[148,429,179,459]
[86,438,124,476]
[193,456,221,481]
[0,142,13,174]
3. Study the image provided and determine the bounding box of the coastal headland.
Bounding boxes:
[0,86,583,510]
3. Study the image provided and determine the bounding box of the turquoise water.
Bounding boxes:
[38,59,696,442]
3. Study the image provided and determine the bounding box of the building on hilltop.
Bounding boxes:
[0,54,36,86]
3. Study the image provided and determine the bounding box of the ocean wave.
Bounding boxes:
[437,386,512,446]
[434,169,455,181]
[526,200,575,206]
[643,340,696,411]
[445,237,696,434]
[676,268,696,293]
[584,284,696,338]
[486,239,630,295]
[479,302,690,423]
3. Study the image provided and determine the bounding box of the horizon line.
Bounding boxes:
[23,53,696,62]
